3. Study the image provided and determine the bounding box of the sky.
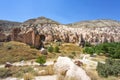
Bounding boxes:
[0,0,120,24]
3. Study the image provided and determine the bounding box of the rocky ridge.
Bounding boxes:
[0,17,120,48]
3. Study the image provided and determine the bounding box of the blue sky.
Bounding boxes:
[0,0,120,24]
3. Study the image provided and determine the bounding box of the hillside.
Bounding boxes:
[0,41,40,64]
[0,20,21,32]
[67,19,120,28]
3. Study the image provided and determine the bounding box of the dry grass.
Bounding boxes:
[37,64,54,76]
[56,74,78,80]
[24,73,34,80]
[86,69,100,80]
[45,43,83,60]
[85,69,120,80]
[90,55,107,62]
[60,43,82,53]
[0,41,40,64]
[0,66,37,78]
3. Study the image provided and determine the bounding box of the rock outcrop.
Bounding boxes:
[11,27,43,49]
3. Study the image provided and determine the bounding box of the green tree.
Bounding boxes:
[36,56,46,66]
[83,42,120,59]
[83,47,94,55]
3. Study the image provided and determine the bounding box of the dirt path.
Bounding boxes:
[1,75,57,80]
[0,60,54,68]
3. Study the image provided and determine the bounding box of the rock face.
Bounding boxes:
[0,17,120,48]
[11,27,43,49]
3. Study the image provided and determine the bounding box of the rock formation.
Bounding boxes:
[11,27,43,49]
[0,17,120,48]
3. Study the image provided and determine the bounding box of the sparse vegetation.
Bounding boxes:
[47,45,54,53]
[54,46,60,53]
[68,55,74,59]
[97,58,120,77]
[36,55,47,66]
[0,64,55,78]
[0,66,36,78]
[0,68,12,78]
[0,41,120,80]
[0,41,40,64]
[37,64,54,76]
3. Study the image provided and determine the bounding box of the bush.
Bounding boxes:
[97,59,120,77]
[6,45,12,50]
[54,46,59,53]
[36,55,46,66]
[71,52,76,56]
[47,45,53,53]
[0,68,12,78]
[68,55,74,59]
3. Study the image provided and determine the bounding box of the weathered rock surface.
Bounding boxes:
[0,17,120,48]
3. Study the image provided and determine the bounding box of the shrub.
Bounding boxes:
[36,55,46,66]
[97,62,108,77]
[97,58,120,77]
[6,45,12,50]
[0,68,12,78]
[71,52,76,56]
[30,45,35,49]
[47,45,53,53]
[68,55,74,59]
[54,46,59,53]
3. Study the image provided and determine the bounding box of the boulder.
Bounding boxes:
[40,48,48,55]
[54,56,91,80]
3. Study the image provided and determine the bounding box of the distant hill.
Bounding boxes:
[1,17,120,30]
[23,16,60,25]
[67,19,120,28]
[0,20,21,32]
